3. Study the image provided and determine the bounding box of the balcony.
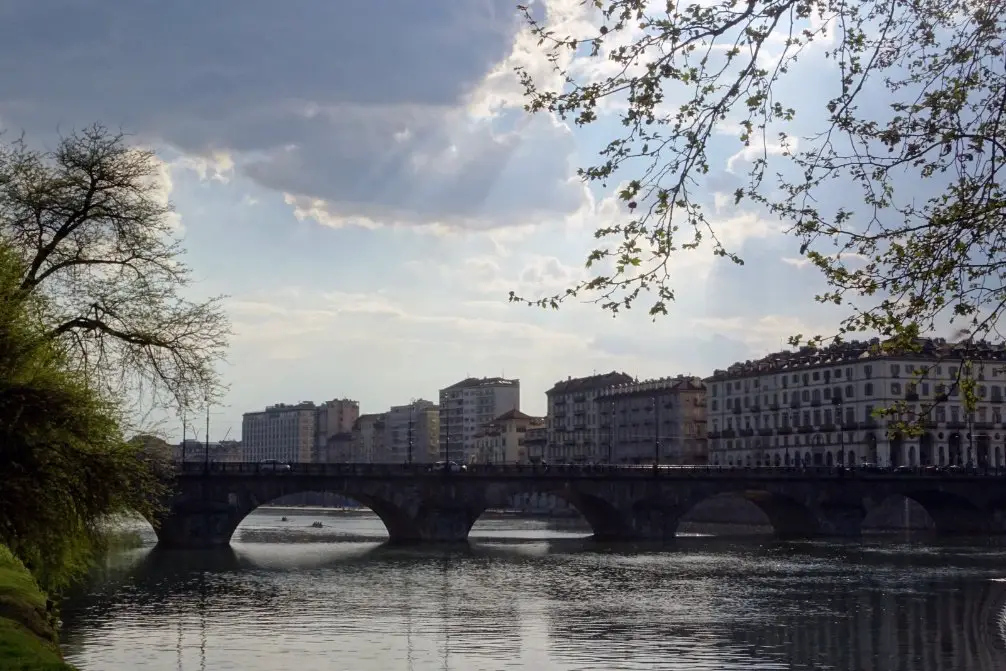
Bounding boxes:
[841,421,859,430]
[769,404,781,411]
[732,406,742,415]
[777,427,793,435]
[862,419,879,429]
[947,421,966,429]
[721,429,737,439]
[906,392,920,401]
[811,400,822,407]
[707,431,721,439]
[790,401,801,409]
[740,428,755,437]
[750,405,761,413]
[975,421,994,430]
[992,395,1005,404]
[757,428,773,437]
[797,426,814,434]
[819,423,837,432]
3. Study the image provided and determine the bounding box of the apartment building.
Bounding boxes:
[595,375,708,464]
[705,338,1006,468]
[472,410,545,464]
[174,439,244,463]
[438,377,520,462]
[315,398,360,460]
[385,400,440,463]
[546,372,634,463]
[351,413,388,462]
[242,402,317,462]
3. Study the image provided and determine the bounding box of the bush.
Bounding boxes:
[0,247,167,593]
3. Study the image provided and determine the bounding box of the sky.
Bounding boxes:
[0,0,871,440]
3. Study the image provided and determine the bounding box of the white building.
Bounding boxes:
[546,372,633,463]
[385,400,439,463]
[438,377,520,462]
[242,402,317,463]
[472,410,544,464]
[315,398,359,460]
[596,375,707,464]
[705,338,1006,469]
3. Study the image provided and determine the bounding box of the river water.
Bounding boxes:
[60,508,1006,671]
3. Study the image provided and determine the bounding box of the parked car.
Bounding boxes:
[258,459,292,473]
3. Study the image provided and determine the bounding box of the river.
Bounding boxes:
[60,508,1006,670]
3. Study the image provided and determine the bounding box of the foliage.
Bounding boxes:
[0,124,230,416]
[512,0,1006,356]
[0,246,168,593]
[0,545,75,670]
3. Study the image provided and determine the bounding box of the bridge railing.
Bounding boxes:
[173,462,1006,478]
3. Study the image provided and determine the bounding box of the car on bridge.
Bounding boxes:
[258,459,292,473]
[426,460,466,474]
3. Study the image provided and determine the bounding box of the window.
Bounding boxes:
[835,369,843,378]
[922,382,930,395]
[802,390,810,402]
[845,385,855,399]
[812,371,820,381]
[891,382,902,395]
[864,365,873,378]
[865,382,874,396]
[891,364,900,377]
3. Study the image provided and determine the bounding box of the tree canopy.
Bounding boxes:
[0,125,229,416]
[513,0,1006,354]
[0,245,168,593]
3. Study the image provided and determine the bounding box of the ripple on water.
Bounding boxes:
[59,512,1006,671]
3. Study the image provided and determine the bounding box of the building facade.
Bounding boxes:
[385,400,440,463]
[546,372,634,463]
[352,413,388,462]
[705,338,1006,468]
[242,402,317,462]
[472,410,545,464]
[438,377,520,463]
[315,398,360,461]
[595,375,708,464]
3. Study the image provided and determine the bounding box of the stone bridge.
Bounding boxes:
[152,463,1006,548]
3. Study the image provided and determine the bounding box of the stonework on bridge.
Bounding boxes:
[151,465,1006,549]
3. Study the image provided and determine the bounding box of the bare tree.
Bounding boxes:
[0,124,229,414]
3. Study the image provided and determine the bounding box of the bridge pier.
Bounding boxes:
[154,506,241,549]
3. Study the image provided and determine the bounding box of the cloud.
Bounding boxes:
[0,0,584,232]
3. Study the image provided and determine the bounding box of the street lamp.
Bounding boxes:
[653,395,661,469]
[408,399,415,465]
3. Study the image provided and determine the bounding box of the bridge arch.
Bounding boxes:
[886,489,989,535]
[155,479,419,548]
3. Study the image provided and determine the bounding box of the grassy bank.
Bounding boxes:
[0,546,74,671]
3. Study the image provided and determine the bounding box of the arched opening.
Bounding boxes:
[938,445,946,466]
[889,434,904,468]
[107,511,160,549]
[233,491,391,544]
[949,432,964,466]
[877,488,985,535]
[469,488,594,540]
[866,434,879,464]
[837,450,845,465]
[862,495,936,533]
[826,451,834,467]
[773,453,781,466]
[678,490,821,539]
[997,446,1003,468]
[920,433,935,466]
[977,434,991,469]
[155,480,417,549]
[847,449,857,465]
[908,445,917,467]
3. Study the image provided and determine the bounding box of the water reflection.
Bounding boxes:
[60,513,1006,671]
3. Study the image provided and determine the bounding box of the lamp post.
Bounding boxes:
[653,395,661,468]
[203,401,210,473]
[408,399,415,465]
[833,394,844,466]
[608,398,615,464]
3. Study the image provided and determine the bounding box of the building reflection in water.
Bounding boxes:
[545,574,1006,670]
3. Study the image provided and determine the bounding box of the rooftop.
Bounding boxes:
[596,374,705,398]
[705,337,1006,381]
[440,376,519,392]
[546,371,634,395]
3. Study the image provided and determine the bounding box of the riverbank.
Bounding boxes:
[0,546,74,670]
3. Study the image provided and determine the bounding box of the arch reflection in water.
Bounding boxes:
[61,538,1006,671]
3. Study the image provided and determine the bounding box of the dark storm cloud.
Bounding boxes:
[0,0,583,226]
